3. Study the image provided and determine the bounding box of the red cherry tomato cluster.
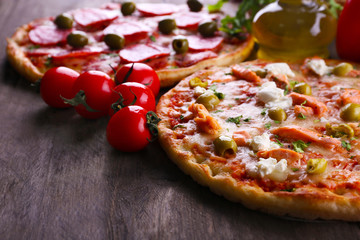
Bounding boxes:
[39,63,161,152]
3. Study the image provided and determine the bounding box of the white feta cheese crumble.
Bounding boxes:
[258,82,284,103]
[249,133,280,152]
[257,82,293,110]
[257,157,288,182]
[306,59,333,76]
[193,86,206,97]
[265,63,295,77]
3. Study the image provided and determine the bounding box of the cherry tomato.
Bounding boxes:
[106,106,160,152]
[336,0,360,62]
[40,67,79,108]
[69,71,115,119]
[115,63,160,96]
[109,82,156,116]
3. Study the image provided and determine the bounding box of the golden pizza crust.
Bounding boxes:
[156,61,360,221]
[6,20,254,86]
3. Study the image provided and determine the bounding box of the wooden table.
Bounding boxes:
[1,0,359,239]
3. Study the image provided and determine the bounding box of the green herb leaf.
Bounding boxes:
[275,139,283,147]
[265,122,271,129]
[341,140,351,151]
[149,35,156,42]
[280,188,296,192]
[297,113,307,120]
[207,0,228,13]
[180,115,184,120]
[226,115,242,125]
[172,124,186,130]
[261,108,267,116]
[327,0,343,18]
[291,168,299,172]
[292,140,310,153]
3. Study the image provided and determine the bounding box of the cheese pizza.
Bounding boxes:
[6,2,253,87]
[156,57,360,221]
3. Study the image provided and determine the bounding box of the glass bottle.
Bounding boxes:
[252,0,337,61]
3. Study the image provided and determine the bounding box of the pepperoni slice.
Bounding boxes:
[103,22,151,43]
[119,43,170,63]
[187,35,223,52]
[175,12,211,30]
[176,51,217,67]
[73,8,119,28]
[51,42,109,60]
[136,3,178,17]
[28,26,71,46]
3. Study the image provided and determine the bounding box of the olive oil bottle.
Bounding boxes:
[252,0,337,61]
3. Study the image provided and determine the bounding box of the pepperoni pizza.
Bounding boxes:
[6,2,254,87]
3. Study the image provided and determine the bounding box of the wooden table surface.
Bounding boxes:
[1,0,360,239]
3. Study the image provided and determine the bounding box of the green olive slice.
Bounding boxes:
[213,135,237,157]
[306,158,327,174]
[121,2,136,16]
[340,103,360,122]
[187,0,203,12]
[293,82,312,95]
[104,33,125,50]
[196,91,220,110]
[189,77,208,88]
[172,36,189,54]
[268,107,287,122]
[54,13,73,29]
[333,62,353,77]
[198,20,217,37]
[158,19,176,35]
[67,31,88,48]
[326,123,354,138]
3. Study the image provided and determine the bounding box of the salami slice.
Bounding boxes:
[73,8,119,28]
[187,35,223,52]
[103,22,151,43]
[175,12,211,30]
[136,3,178,17]
[176,51,217,67]
[51,42,109,60]
[119,43,170,63]
[28,26,71,46]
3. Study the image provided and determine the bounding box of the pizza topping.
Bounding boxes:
[232,130,251,146]
[198,20,218,37]
[104,33,125,50]
[187,35,223,52]
[339,89,360,106]
[249,133,280,152]
[67,31,89,48]
[288,92,327,117]
[28,25,71,46]
[306,158,327,174]
[187,0,203,12]
[333,62,353,77]
[257,149,303,166]
[158,19,177,35]
[188,103,221,135]
[231,65,262,85]
[73,8,119,28]
[272,126,344,152]
[175,12,208,30]
[193,86,207,97]
[54,13,74,29]
[250,157,288,182]
[177,51,218,67]
[326,123,354,138]
[121,1,136,16]
[305,58,333,76]
[119,43,171,63]
[136,3,178,17]
[172,36,189,54]
[51,43,108,60]
[267,107,287,122]
[293,82,312,96]
[189,77,208,88]
[264,63,295,78]
[103,22,150,43]
[293,105,314,118]
[258,82,293,110]
[195,90,220,110]
[213,135,238,157]
[340,103,360,122]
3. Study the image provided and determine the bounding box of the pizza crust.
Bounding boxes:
[156,61,360,221]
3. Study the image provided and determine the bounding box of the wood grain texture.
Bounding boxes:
[0,0,360,239]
